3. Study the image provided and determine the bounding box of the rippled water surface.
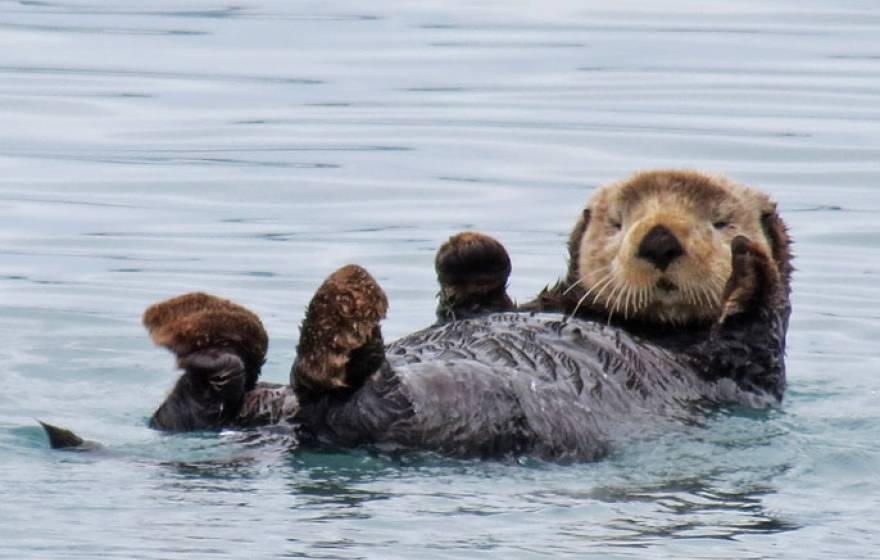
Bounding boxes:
[2,1,879,558]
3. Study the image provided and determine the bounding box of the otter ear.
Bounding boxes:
[760,203,793,284]
[565,208,591,282]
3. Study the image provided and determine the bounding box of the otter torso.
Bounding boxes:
[234,308,785,461]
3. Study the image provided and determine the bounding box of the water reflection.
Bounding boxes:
[583,476,798,543]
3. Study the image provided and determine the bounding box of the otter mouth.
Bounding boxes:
[656,278,678,292]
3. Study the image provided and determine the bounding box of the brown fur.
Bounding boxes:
[526,170,791,325]
[435,232,514,322]
[291,265,388,392]
[436,232,511,297]
[143,292,268,387]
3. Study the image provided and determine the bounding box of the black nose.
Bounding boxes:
[637,225,684,271]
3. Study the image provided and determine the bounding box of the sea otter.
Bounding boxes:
[44,170,792,462]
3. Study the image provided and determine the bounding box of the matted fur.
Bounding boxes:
[292,265,388,392]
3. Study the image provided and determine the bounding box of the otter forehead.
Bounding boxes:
[596,170,739,216]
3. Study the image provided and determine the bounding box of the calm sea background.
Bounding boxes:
[1,1,878,558]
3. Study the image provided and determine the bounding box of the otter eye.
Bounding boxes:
[713,220,730,230]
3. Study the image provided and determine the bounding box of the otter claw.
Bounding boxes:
[435,231,514,322]
[291,265,388,393]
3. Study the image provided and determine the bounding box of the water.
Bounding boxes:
[1,0,878,558]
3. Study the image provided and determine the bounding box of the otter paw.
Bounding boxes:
[291,265,388,393]
[435,231,514,322]
[179,349,247,402]
[718,235,780,325]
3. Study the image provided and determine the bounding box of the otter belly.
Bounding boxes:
[294,313,722,461]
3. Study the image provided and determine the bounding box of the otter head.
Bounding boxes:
[568,170,789,325]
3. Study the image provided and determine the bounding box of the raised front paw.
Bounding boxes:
[718,235,781,325]
[435,231,514,322]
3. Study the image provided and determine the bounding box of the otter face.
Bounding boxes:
[573,170,777,324]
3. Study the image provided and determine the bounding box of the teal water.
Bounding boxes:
[1,1,879,558]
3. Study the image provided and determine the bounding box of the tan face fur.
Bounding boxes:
[573,170,777,324]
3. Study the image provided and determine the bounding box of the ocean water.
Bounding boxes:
[1,0,879,558]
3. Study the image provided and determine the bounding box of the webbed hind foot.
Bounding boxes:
[143,292,269,431]
[291,265,388,393]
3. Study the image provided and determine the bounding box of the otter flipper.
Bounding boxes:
[143,293,268,431]
[434,232,514,323]
[291,265,388,393]
[144,292,268,386]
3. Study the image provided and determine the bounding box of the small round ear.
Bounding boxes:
[760,203,793,286]
[565,207,591,282]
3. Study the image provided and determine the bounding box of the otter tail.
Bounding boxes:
[37,420,93,450]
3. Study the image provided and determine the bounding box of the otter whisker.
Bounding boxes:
[584,273,617,307]
[628,286,637,318]
[699,287,711,309]
[570,288,593,318]
[689,282,704,308]
[603,283,621,324]
[562,276,586,296]
[562,266,610,296]
[583,278,612,302]
[614,286,628,321]
[708,283,723,307]
[566,273,612,318]
[608,282,627,323]
[572,270,616,317]
[691,282,703,305]
[688,284,699,307]
[627,286,640,319]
